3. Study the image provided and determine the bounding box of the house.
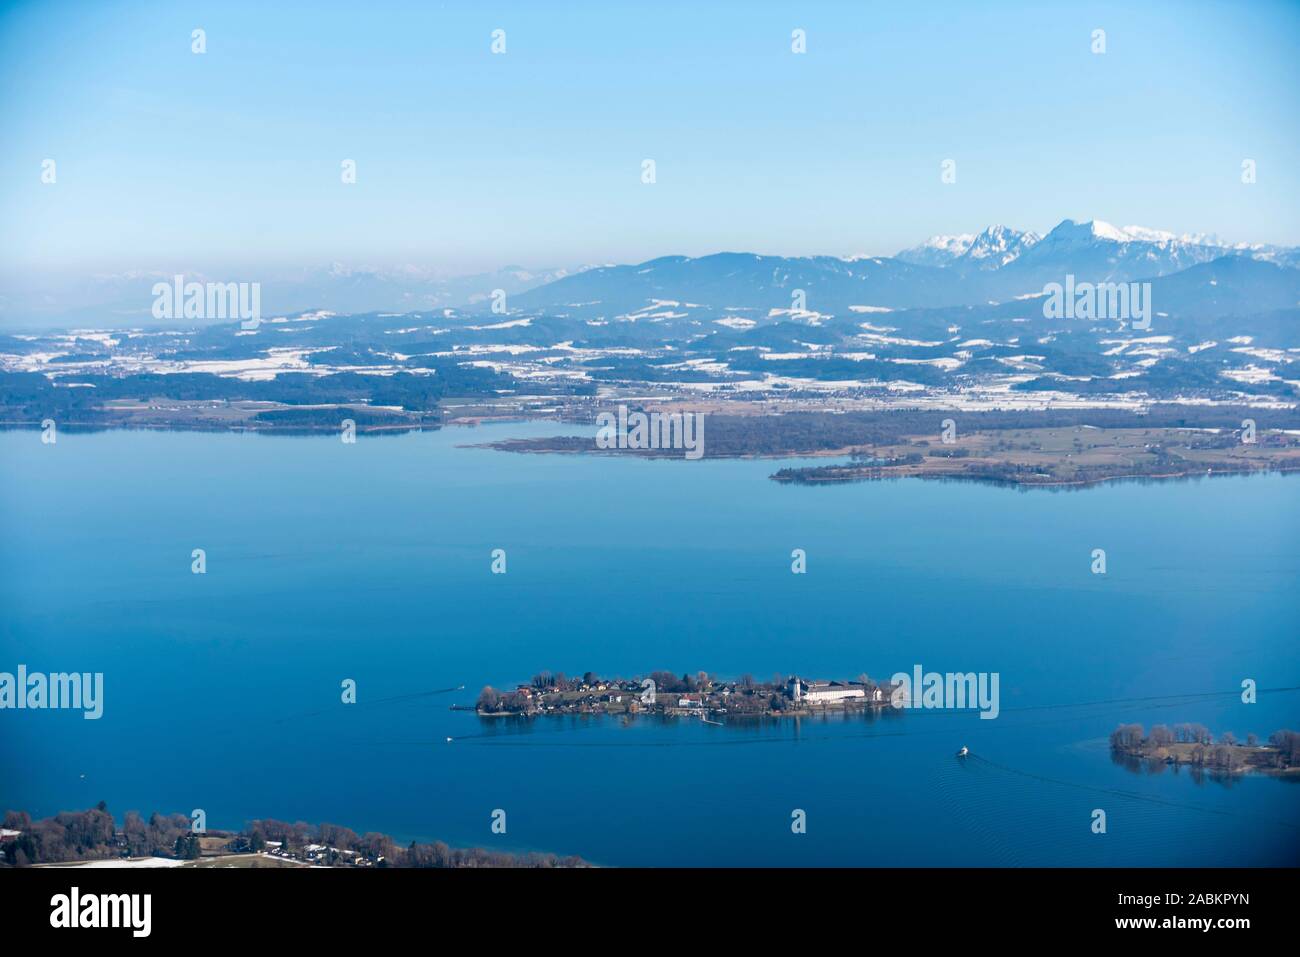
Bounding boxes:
[805,681,865,703]
[786,676,865,704]
[875,680,902,705]
[677,695,703,708]
[0,828,21,844]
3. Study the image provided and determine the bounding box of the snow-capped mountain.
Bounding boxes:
[899,219,1297,280]
[997,219,1232,292]
[1113,228,1300,269]
[895,233,976,268]
[956,225,1042,269]
[895,219,1298,298]
[898,225,1040,270]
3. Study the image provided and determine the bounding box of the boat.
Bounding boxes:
[956,746,969,757]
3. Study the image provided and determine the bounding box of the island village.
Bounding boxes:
[474,671,902,720]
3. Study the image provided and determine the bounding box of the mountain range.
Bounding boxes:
[506,219,1300,322]
[3,218,1297,330]
[6,217,1298,411]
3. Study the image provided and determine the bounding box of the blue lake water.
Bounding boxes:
[1,424,1297,866]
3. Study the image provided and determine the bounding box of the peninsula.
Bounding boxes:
[1,803,587,869]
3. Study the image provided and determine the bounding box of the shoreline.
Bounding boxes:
[8,415,1299,493]
[473,700,902,720]
[776,461,1300,490]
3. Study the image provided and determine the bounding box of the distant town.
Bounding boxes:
[475,670,901,720]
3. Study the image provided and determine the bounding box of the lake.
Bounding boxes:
[1,423,1297,866]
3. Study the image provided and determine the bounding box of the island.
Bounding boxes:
[1109,723,1300,774]
[475,670,899,719]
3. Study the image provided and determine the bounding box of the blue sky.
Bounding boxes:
[2,0,1298,280]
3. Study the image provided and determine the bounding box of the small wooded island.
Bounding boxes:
[1109,723,1300,774]
[476,671,898,719]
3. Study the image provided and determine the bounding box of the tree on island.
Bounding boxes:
[1110,723,1298,772]
[1109,724,1144,749]
[1269,730,1300,767]
[650,670,682,693]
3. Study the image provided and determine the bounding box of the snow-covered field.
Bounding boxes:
[39,856,188,869]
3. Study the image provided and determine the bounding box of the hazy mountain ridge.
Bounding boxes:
[0,263,589,330]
